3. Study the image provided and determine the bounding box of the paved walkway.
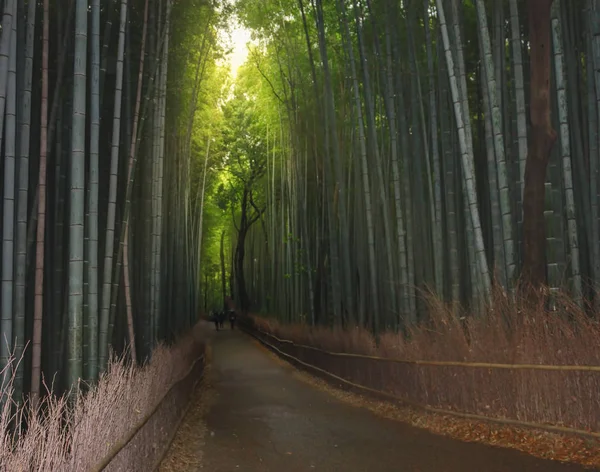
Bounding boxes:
[200,329,588,472]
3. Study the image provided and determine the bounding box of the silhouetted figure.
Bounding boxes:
[212,311,219,331]
[218,310,225,329]
[229,309,237,330]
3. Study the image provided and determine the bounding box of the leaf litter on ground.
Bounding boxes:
[253,339,600,469]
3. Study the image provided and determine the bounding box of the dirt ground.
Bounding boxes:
[161,327,591,472]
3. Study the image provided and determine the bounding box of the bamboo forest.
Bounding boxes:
[0,0,600,469]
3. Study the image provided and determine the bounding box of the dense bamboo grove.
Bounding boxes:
[1,0,600,404]
[0,0,228,400]
[217,0,600,333]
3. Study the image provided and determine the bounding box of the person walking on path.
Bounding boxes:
[229,309,237,330]
[212,311,220,331]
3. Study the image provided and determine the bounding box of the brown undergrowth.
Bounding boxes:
[0,322,206,471]
[245,290,600,466]
[284,353,600,469]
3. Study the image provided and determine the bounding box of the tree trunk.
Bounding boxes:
[235,220,249,313]
[522,0,557,290]
[586,0,600,308]
[220,230,227,309]
[195,138,211,306]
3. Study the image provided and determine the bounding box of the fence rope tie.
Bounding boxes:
[91,352,205,472]
[242,326,600,440]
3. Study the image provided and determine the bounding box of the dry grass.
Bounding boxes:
[0,322,206,471]
[246,289,600,434]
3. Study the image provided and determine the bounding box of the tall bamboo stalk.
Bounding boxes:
[99,0,128,370]
[13,0,37,400]
[0,0,15,155]
[68,0,89,391]
[1,3,17,385]
[31,0,50,407]
[436,0,491,299]
[122,0,151,364]
[86,0,101,382]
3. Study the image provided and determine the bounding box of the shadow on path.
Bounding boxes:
[201,329,589,472]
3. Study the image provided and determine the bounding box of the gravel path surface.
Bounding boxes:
[199,329,589,472]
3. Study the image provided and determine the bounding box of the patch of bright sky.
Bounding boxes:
[219,18,252,80]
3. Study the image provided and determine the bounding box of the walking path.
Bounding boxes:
[177,328,590,471]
